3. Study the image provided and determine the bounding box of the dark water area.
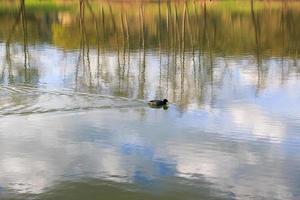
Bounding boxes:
[0,1,300,199]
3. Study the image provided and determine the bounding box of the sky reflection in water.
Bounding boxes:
[0,1,300,199]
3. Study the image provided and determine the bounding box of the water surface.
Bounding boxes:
[0,1,300,199]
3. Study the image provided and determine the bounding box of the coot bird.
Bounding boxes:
[148,99,168,109]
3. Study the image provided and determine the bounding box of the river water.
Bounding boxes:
[0,1,300,199]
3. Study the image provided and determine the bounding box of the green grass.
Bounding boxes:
[0,0,73,14]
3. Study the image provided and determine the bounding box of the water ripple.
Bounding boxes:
[0,85,146,116]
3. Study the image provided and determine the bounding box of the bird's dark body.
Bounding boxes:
[148,99,168,107]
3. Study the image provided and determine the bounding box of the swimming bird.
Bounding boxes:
[148,99,168,107]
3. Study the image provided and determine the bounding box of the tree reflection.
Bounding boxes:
[251,0,264,94]
[1,1,300,109]
[1,0,39,84]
